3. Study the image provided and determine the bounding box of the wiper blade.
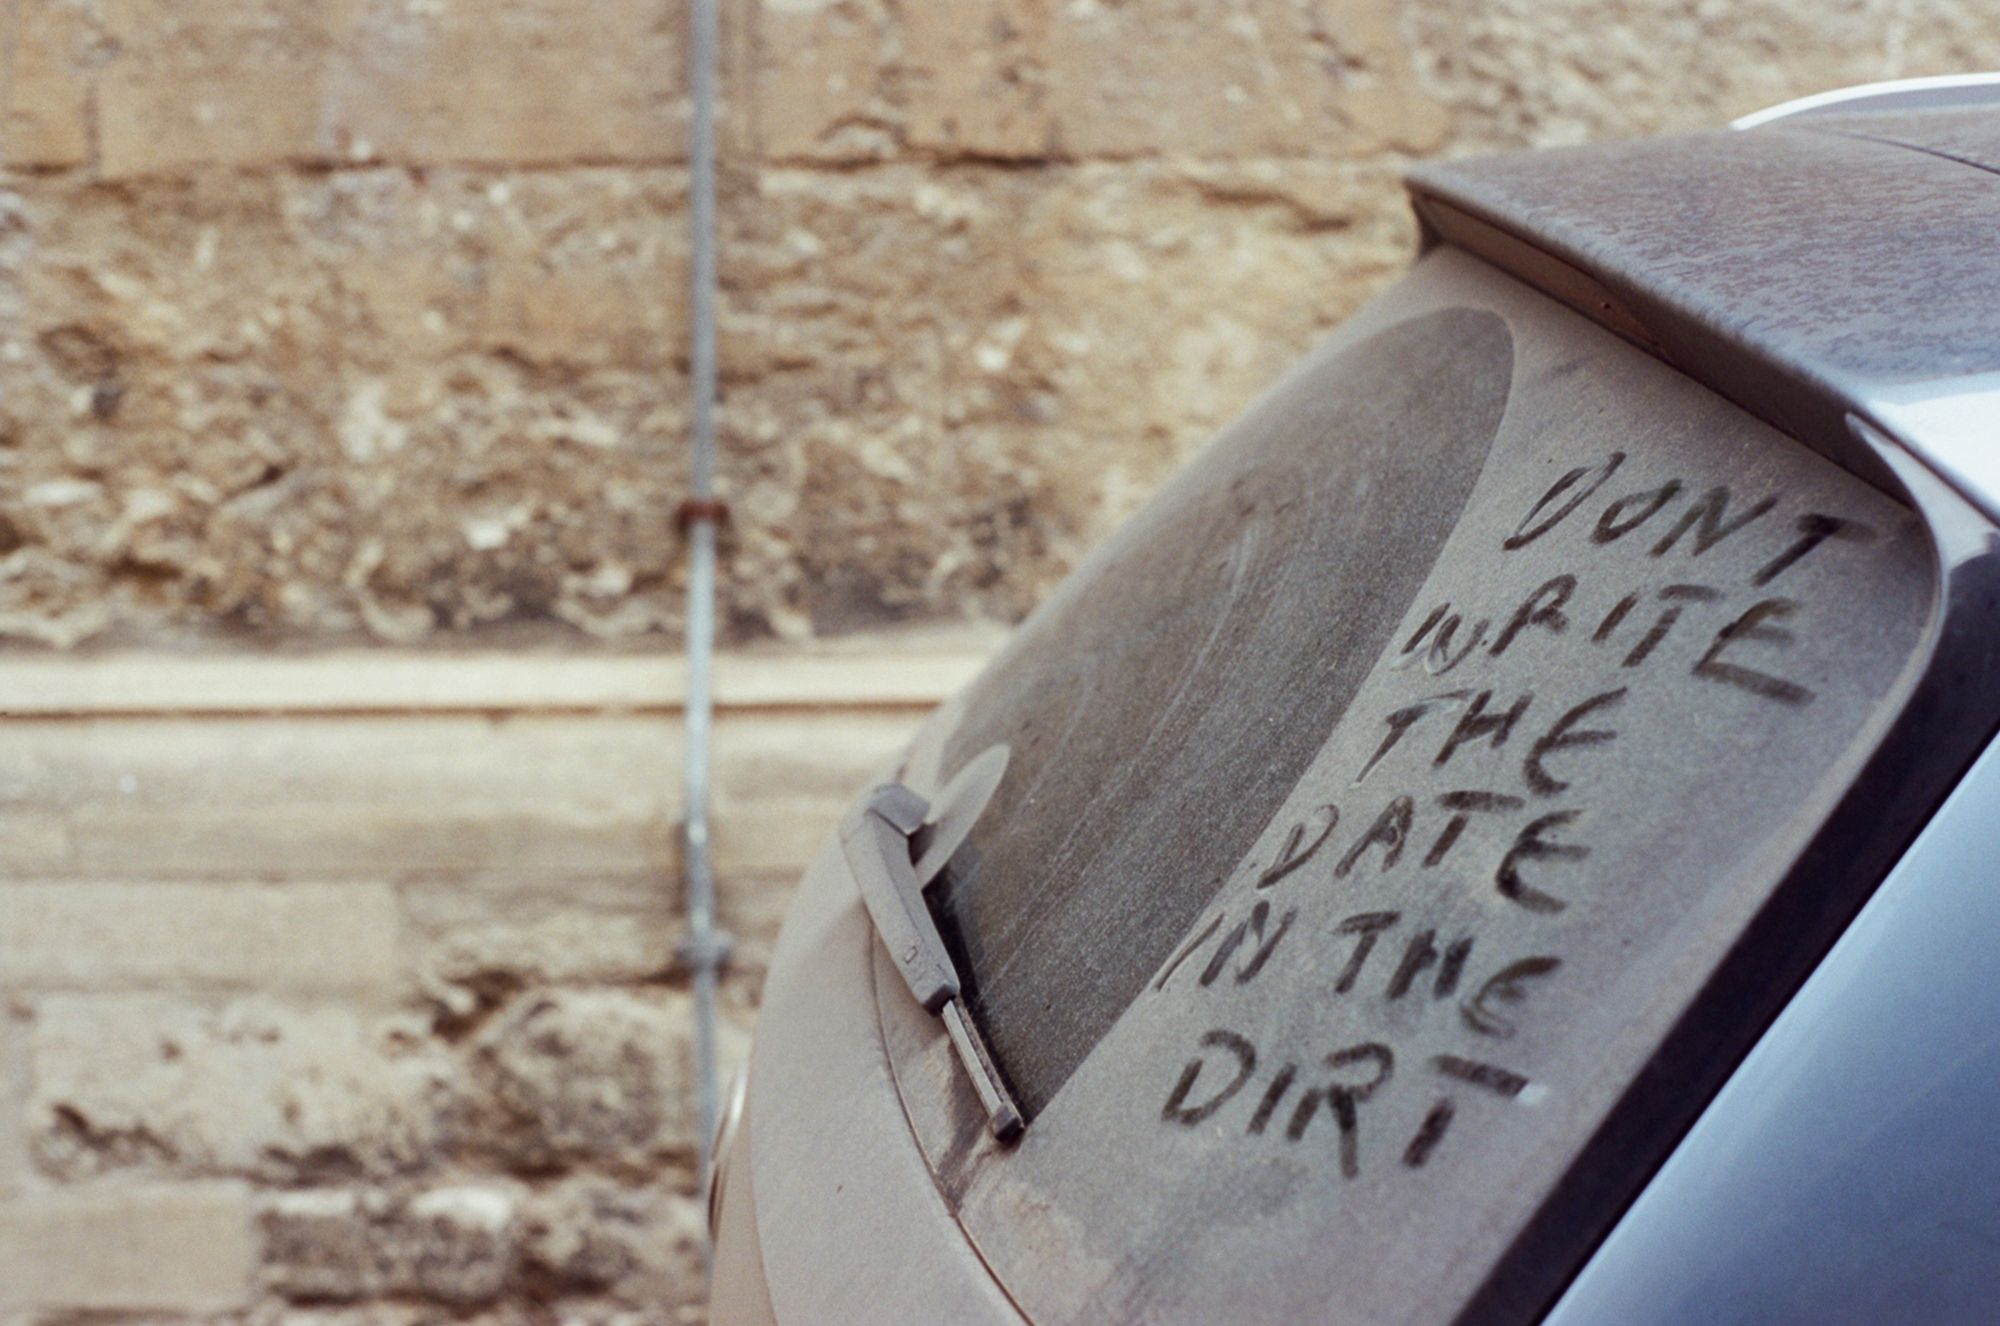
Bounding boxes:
[841,781,1024,1142]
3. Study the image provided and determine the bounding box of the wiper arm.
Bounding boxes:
[841,782,1024,1142]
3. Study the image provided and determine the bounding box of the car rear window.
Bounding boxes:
[895,247,1937,1323]
[927,302,1517,1118]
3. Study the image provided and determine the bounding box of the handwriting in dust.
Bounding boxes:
[1148,451,1880,1180]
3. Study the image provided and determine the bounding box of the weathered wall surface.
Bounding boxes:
[4,0,1991,648]
[2,5,1998,1325]
[0,641,992,1324]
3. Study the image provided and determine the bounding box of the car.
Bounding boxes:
[709,74,2000,1325]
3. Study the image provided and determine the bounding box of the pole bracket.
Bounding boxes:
[676,927,736,975]
[677,497,732,532]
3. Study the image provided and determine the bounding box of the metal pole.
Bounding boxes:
[688,0,719,504]
[680,0,730,1228]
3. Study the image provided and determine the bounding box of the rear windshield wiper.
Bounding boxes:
[842,782,1024,1142]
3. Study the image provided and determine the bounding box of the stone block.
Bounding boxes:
[757,0,900,162]
[0,1183,253,1313]
[903,0,1449,160]
[94,0,364,177]
[4,714,677,877]
[0,812,69,876]
[1893,5,2000,80]
[0,1007,27,1197]
[257,1189,381,1302]
[259,1185,519,1305]
[466,990,693,1169]
[3,0,94,169]
[1398,0,2000,151]
[902,0,1054,160]
[30,995,449,1181]
[397,1187,520,1305]
[329,0,683,167]
[283,168,691,375]
[2,703,923,880]
[520,1177,706,1309]
[0,882,396,991]
[405,883,677,989]
[91,0,690,177]
[401,867,795,1024]
[9,173,314,371]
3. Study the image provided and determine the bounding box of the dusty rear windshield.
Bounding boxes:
[926,301,1517,1118]
[895,248,1936,1324]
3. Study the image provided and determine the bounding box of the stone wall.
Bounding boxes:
[0,641,991,1324]
[4,0,1991,648]
[3,4,1998,1324]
